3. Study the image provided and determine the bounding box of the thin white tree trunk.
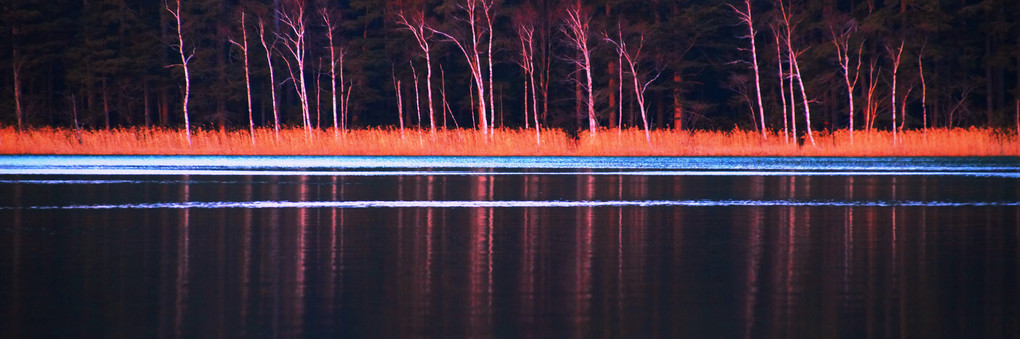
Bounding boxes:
[279,3,311,135]
[774,28,789,143]
[167,0,192,146]
[396,11,435,133]
[321,8,340,134]
[230,11,256,145]
[563,2,597,135]
[732,0,766,139]
[482,1,495,134]
[919,45,927,134]
[430,0,488,135]
[791,51,815,146]
[831,25,861,144]
[411,61,421,130]
[393,73,404,138]
[257,19,280,139]
[889,41,904,143]
[789,53,797,141]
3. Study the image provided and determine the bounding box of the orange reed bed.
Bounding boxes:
[0,126,1018,156]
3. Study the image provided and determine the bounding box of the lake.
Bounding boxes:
[1,156,1019,338]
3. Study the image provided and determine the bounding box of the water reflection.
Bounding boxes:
[1,173,1018,338]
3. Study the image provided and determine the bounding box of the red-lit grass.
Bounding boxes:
[1,126,1017,156]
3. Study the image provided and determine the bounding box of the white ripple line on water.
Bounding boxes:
[7,199,1020,210]
[1,168,1019,178]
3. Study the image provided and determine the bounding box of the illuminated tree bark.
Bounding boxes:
[515,16,541,144]
[830,21,861,143]
[166,0,192,146]
[606,31,659,147]
[773,24,789,143]
[278,0,312,135]
[256,18,280,139]
[731,0,766,139]
[320,7,345,133]
[562,1,597,135]
[482,0,496,134]
[777,0,814,146]
[431,0,489,135]
[396,10,435,133]
[888,40,904,143]
[229,10,255,145]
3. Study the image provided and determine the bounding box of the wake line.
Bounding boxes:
[5,199,1020,210]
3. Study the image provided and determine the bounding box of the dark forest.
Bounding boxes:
[2,0,1019,135]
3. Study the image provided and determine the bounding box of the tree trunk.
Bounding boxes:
[776,30,788,142]
[734,0,766,139]
[236,11,255,145]
[890,41,903,143]
[257,19,280,138]
[393,73,404,137]
[168,0,191,146]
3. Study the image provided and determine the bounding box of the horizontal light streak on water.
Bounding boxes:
[2,155,1018,172]
[1,169,1019,178]
[7,199,1020,210]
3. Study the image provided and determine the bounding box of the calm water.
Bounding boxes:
[1,156,1019,338]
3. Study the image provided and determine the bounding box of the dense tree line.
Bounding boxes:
[2,0,1019,138]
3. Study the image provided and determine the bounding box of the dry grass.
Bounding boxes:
[0,126,1017,156]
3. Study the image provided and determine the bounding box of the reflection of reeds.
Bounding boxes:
[1,126,1017,156]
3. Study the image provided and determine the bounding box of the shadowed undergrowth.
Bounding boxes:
[1,127,1017,156]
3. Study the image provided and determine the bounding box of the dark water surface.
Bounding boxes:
[2,156,1019,338]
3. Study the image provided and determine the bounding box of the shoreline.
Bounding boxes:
[1,127,1018,157]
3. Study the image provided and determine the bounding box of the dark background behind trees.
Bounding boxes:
[2,0,1018,134]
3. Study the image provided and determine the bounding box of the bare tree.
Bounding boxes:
[392,69,405,137]
[864,58,879,132]
[431,0,490,135]
[888,40,904,143]
[514,9,541,144]
[731,0,766,139]
[772,23,789,143]
[256,18,281,139]
[605,30,660,147]
[777,0,815,146]
[9,0,24,130]
[482,0,497,134]
[229,10,256,145]
[562,1,597,135]
[918,42,927,133]
[12,59,22,131]
[396,9,435,133]
[830,20,862,143]
[320,6,345,134]
[278,0,312,134]
[166,0,192,146]
[410,60,422,129]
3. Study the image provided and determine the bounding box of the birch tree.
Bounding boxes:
[256,18,280,139]
[278,0,312,134]
[562,1,597,135]
[320,6,345,133]
[772,24,789,142]
[731,0,766,139]
[888,40,904,143]
[605,30,660,147]
[229,10,255,145]
[395,9,435,133]
[431,0,489,135]
[777,0,814,146]
[830,20,862,143]
[166,0,192,146]
[514,11,540,144]
[481,0,496,134]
